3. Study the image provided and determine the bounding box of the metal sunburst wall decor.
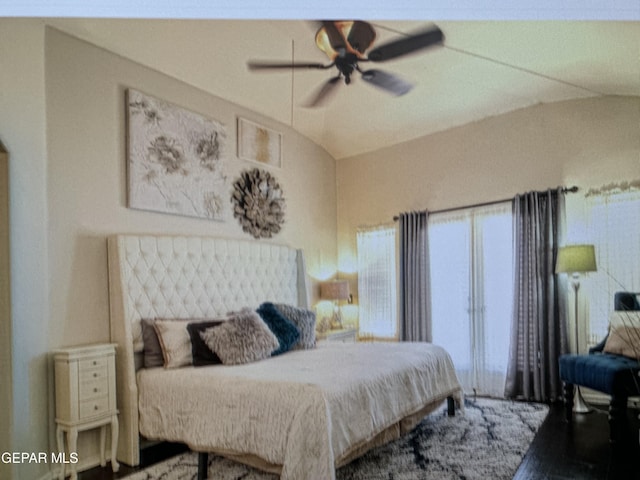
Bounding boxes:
[231,168,285,239]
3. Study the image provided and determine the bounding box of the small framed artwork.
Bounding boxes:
[237,117,282,168]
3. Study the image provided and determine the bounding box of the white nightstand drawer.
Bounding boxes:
[79,356,108,371]
[79,365,108,383]
[79,396,109,419]
[79,377,109,400]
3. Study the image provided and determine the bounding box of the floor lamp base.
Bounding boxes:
[570,277,591,414]
[573,386,592,414]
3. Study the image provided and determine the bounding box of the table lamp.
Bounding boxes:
[320,280,350,329]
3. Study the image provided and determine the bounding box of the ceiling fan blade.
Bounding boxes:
[322,21,347,51]
[304,76,341,108]
[248,61,332,70]
[367,25,444,62]
[347,21,376,54]
[360,69,413,96]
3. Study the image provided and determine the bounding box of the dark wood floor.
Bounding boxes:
[513,402,639,480]
[79,402,639,480]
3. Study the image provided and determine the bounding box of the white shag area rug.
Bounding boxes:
[122,397,549,480]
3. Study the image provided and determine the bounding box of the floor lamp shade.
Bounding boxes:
[555,245,597,274]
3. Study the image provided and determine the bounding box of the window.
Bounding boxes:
[585,190,640,343]
[356,226,398,338]
[429,202,513,397]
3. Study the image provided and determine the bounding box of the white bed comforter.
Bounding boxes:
[137,342,462,480]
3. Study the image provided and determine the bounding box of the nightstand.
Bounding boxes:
[316,327,358,343]
[53,344,119,480]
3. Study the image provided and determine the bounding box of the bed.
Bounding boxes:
[108,234,463,480]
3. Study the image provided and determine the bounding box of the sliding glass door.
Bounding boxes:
[429,203,513,397]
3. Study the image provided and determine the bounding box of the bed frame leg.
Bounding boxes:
[197,452,208,480]
[447,396,455,416]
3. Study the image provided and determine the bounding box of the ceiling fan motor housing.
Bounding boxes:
[335,53,359,83]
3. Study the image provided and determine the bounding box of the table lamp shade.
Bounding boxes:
[320,280,350,301]
[555,245,597,274]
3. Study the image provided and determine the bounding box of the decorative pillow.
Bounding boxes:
[152,318,223,368]
[187,321,225,366]
[603,311,640,360]
[142,318,213,368]
[141,318,165,368]
[272,303,317,349]
[199,309,279,365]
[256,303,301,356]
[153,320,198,369]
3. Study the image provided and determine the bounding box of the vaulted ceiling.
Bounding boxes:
[46,18,640,159]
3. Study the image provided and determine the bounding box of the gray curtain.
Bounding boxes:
[399,211,431,342]
[504,188,569,402]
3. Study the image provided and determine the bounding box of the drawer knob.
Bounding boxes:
[94,405,98,410]
[93,388,98,393]
[93,373,97,378]
[92,360,97,365]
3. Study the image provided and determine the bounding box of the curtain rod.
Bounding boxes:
[393,186,578,221]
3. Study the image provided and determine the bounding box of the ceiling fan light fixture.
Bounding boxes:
[315,28,337,59]
[315,21,355,60]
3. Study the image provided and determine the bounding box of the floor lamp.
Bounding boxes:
[556,244,597,413]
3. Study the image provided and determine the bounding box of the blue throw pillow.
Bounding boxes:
[257,302,301,356]
[273,303,317,350]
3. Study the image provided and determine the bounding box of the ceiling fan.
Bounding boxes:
[247,20,444,107]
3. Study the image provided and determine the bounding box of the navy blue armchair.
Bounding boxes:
[559,292,640,444]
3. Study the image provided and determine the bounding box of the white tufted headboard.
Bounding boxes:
[107,234,311,466]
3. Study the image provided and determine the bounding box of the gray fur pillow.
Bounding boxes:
[200,309,279,365]
[273,303,317,349]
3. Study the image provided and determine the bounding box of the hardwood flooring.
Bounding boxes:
[78,402,639,480]
[513,402,639,480]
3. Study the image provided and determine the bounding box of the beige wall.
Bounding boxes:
[1,23,337,478]
[2,18,639,480]
[44,27,338,469]
[337,96,640,290]
[45,28,337,349]
[0,19,50,480]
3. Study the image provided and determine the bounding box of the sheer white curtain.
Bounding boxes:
[586,189,640,343]
[357,225,398,338]
[429,203,513,397]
